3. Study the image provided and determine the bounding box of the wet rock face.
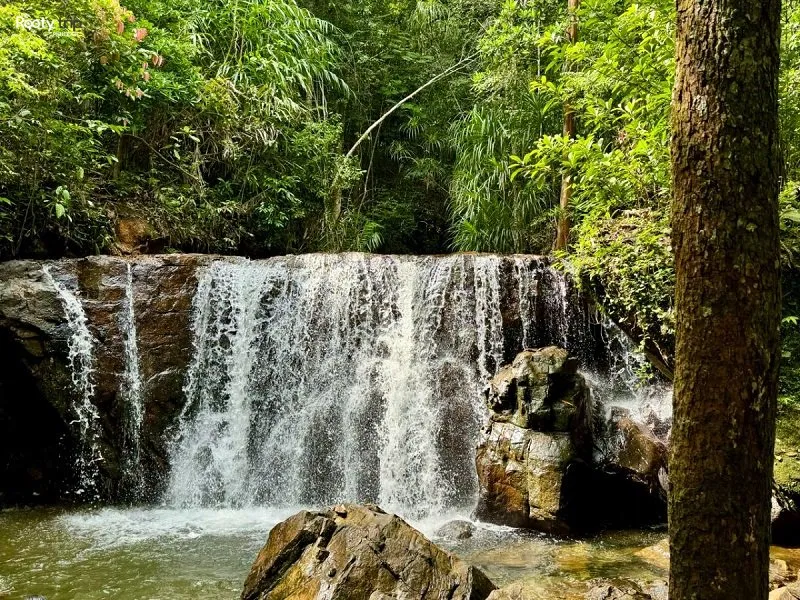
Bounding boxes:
[0,255,222,503]
[241,504,496,600]
[590,411,669,527]
[485,347,588,433]
[476,347,672,532]
[475,347,594,533]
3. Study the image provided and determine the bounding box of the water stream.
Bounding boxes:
[3,506,799,600]
[120,263,145,491]
[41,266,102,497]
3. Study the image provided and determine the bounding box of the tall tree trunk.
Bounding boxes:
[554,0,579,252]
[669,1,782,598]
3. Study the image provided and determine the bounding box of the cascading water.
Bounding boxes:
[42,266,102,495]
[120,263,145,490]
[1,255,677,600]
[582,317,673,466]
[166,254,606,519]
[593,318,672,424]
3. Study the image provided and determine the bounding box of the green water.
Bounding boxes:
[0,507,295,600]
[0,506,778,600]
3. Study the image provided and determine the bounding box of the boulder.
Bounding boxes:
[590,408,669,527]
[434,519,476,541]
[476,347,593,533]
[485,347,588,433]
[585,579,660,600]
[643,582,668,600]
[771,582,800,600]
[607,416,668,491]
[771,558,792,590]
[241,504,496,600]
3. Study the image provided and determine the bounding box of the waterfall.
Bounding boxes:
[166,254,605,519]
[42,266,102,496]
[595,318,672,424]
[120,263,145,490]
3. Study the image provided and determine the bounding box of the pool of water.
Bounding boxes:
[0,506,791,600]
[0,507,297,600]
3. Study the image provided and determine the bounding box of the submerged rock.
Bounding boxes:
[475,347,593,533]
[635,537,793,592]
[486,582,529,600]
[585,579,665,600]
[634,538,669,571]
[241,504,496,600]
[434,519,476,540]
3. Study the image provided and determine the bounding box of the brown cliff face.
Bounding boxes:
[0,254,226,504]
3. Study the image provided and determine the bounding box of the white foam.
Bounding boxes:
[58,507,298,550]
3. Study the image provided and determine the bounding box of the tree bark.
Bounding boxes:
[554,0,579,252]
[669,1,782,599]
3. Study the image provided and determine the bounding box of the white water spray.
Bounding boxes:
[42,265,102,495]
[120,263,145,487]
[166,254,646,520]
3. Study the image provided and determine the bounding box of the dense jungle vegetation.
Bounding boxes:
[3,0,800,394]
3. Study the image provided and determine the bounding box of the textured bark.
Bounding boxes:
[669,1,782,599]
[554,0,579,252]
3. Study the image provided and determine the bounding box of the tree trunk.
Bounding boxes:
[669,1,782,599]
[554,0,579,252]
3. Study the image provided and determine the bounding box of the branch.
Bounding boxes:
[345,54,477,159]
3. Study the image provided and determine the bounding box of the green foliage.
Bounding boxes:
[0,0,352,257]
[449,0,563,253]
[565,208,674,363]
[510,0,673,225]
[2,0,800,327]
[301,0,494,253]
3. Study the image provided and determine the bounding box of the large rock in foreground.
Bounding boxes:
[242,504,496,600]
[475,347,593,533]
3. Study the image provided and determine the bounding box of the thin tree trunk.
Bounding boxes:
[669,0,782,598]
[345,54,476,159]
[554,0,579,252]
